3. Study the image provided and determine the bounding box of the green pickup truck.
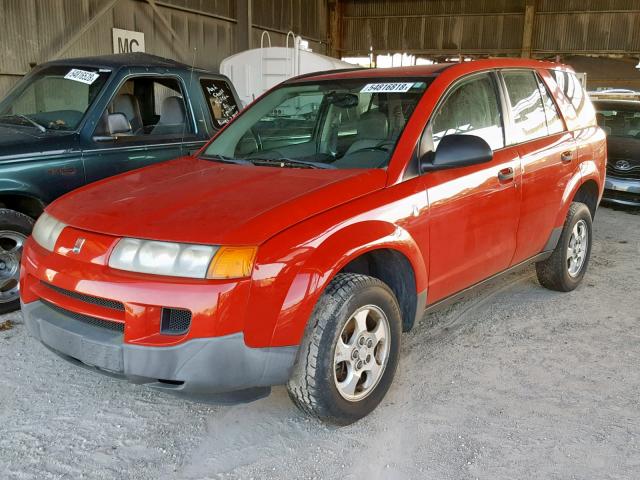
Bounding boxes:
[0,53,241,313]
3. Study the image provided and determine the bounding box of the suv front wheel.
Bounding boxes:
[287,273,402,425]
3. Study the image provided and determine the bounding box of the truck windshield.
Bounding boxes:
[595,103,640,138]
[202,79,430,169]
[0,65,110,131]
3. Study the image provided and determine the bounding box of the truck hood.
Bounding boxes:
[0,124,77,161]
[48,157,387,245]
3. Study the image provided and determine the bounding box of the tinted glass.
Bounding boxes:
[200,79,240,129]
[431,74,504,150]
[503,71,547,143]
[552,70,596,129]
[537,75,564,135]
[203,79,430,170]
[594,104,640,138]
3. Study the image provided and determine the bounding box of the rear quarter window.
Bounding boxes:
[200,79,240,129]
[550,70,596,130]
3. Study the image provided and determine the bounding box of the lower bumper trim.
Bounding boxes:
[22,300,298,402]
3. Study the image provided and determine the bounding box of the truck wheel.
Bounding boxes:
[287,273,402,425]
[536,202,592,292]
[0,209,34,314]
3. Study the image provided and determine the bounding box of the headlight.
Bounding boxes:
[32,212,67,252]
[108,239,258,279]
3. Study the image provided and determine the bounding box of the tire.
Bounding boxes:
[0,209,34,314]
[287,273,402,425]
[536,202,592,292]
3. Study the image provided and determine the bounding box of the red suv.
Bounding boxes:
[20,59,605,425]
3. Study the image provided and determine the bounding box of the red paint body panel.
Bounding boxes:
[21,59,606,352]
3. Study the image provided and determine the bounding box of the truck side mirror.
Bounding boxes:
[92,113,132,142]
[420,134,493,173]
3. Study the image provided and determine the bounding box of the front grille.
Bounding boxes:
[161,308,192,335]
[41,282,125,311]
[607,168,640,180]
[41,299,125,333]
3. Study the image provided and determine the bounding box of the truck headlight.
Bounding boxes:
[32,212,67,252]
[108,239,257,279]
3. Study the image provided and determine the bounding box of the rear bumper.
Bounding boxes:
[22,300,297,403]
[604,175,640,206]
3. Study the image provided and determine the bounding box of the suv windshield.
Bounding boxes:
[202,79,431,169]
[0,65,110,131]
[594,102,640,138]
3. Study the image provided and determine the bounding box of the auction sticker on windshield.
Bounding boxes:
[361,82,414,93]
[64,69,100,85]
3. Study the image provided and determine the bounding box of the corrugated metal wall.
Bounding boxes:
[0,0,327,97]
[340,0,640,57]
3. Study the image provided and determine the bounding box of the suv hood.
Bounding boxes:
[48,157,387,245]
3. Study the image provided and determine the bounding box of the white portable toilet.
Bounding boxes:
[220,32,356,106]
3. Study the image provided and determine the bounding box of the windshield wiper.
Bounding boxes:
[0,114,46,133]
[249,157,336,169]
[199,154,252,166]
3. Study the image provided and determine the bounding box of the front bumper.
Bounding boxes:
[22,300,297,403]
[603,175,640,206]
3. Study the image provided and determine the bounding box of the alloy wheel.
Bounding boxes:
[333,304,391,402]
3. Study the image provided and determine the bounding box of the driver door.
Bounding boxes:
[423,72,522,303]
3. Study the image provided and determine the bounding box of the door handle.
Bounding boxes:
[561,151,574,163]
[498,167,514,182]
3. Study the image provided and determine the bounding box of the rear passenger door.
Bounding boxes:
[82,75,199,183]
[500,70,578,264]
[423,72,522,303]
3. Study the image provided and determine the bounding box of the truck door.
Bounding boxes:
[82,75,199,183]
[499,70,578,264]
[422,71,522,303]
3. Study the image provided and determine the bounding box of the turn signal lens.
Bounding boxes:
[206,246,257,279]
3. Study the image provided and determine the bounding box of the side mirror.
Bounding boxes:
[420,134,493,173]
[92,113,132,142]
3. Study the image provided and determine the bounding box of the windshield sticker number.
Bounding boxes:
[64,69,100,85]
[361,82,414,93]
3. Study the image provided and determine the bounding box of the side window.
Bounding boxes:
[551,70,596,128]
[536,75,565,135]
[431,74,504,151]
[503,71,547,143]
[95,76,193,139]
[200,78,240,129]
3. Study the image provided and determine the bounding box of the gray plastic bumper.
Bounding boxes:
[22,300,297,403]
[604,175,640,206]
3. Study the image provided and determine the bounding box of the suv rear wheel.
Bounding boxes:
[0,209,34,314]
[536,202,592,292]
[287,273,402,425]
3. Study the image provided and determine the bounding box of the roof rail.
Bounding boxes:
[287,66,370,82]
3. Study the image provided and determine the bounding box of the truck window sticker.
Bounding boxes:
[64,69,100,85]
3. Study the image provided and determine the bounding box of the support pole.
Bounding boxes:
[328,0,342,58]
[521,0,536,58]
[237,0,252,52]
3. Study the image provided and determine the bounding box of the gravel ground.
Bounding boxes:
[1,205,638,479]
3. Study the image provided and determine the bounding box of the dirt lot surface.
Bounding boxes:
[1,206,638,479]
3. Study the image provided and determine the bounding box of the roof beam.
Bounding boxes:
[51,0,121,59]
